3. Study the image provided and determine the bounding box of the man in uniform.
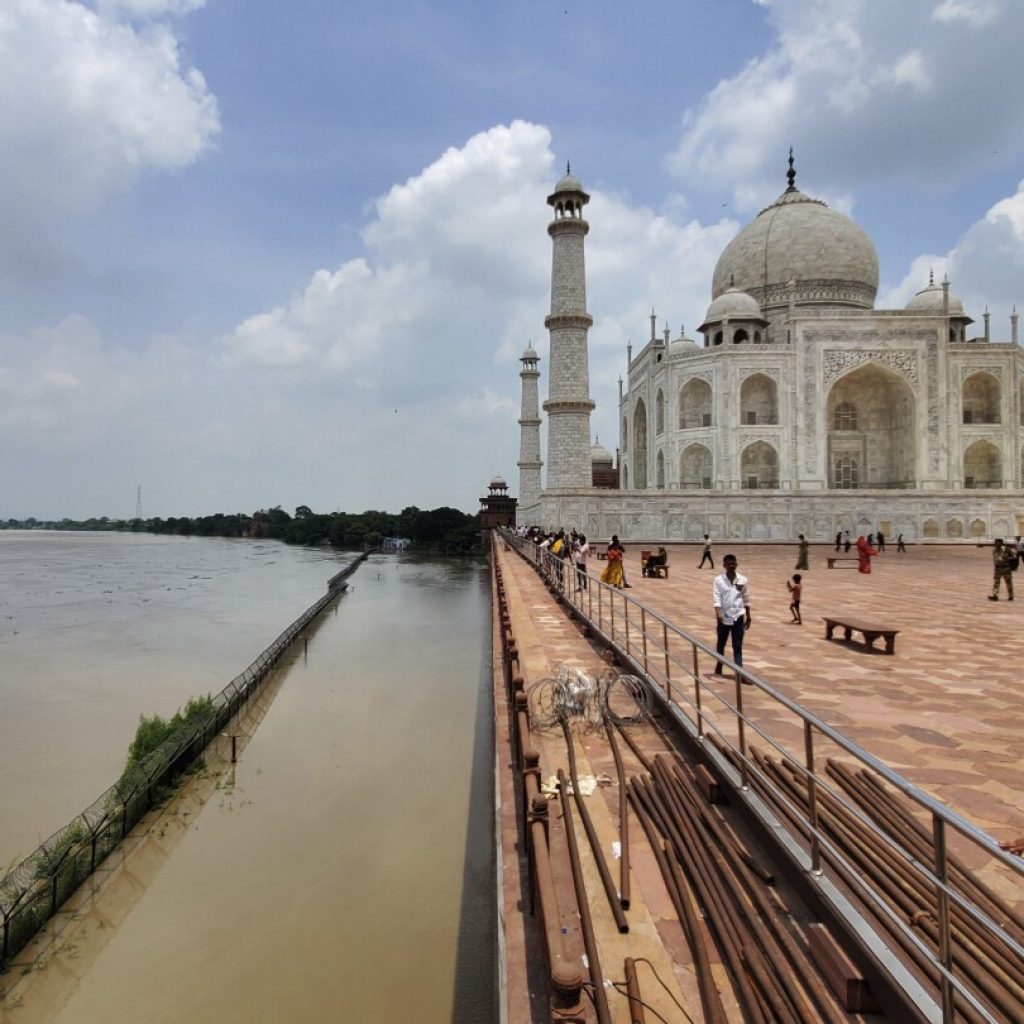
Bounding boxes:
[988,538,1014,601]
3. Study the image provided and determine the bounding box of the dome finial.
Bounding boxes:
[566,160,571,175]
[786,147,797,192]
[729,273,736,288]
[928,268,934,286]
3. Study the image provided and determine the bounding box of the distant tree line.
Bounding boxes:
[1,505,482,554]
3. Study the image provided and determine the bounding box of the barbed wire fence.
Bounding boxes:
[0,551,369,970]
[526,664,651,733]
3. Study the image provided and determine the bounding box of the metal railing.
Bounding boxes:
[503,530,1024,1024]
[0,552,368,970]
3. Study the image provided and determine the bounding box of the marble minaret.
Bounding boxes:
[543,166,594,489]
[516,343,543,515]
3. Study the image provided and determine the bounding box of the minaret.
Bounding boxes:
[543,164,595,488]
[517,343,543,513]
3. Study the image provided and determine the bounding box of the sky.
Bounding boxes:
[3,0,1024,519]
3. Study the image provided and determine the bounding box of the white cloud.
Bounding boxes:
[0,0,218,253]
[670,0,1023,208]
[96,0,206,17]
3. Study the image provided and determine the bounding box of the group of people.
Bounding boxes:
[522,526,594,591]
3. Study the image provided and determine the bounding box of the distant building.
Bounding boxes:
[521,156,1024,541]
[479,474,517,530]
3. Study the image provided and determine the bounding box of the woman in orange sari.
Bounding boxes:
[601,536,625,588]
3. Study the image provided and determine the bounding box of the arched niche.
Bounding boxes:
[655,389,665,434]
[623,465,629,489]
[963,439,1002,488]
[621,416,628,452]
[826,363,916,488]
[656,450,665,489]
[633,399,648,489]
[740,441,779,489]
[962,372,1000,424]
[740,373,777,425]
[680,443,712,489]
[970,518,987,538]
[946,518,964,538]
[679,378,712,429]
[922,519,939,538]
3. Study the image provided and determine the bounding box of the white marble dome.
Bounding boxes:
[703,285,763,323]
[906,276,967,316]
[521,343,539,360]
[712,182,879,312]
[553,170,585,194]
[590,440,613,465]
[489,474,508,491]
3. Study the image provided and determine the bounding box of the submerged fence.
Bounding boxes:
[0,551,368,969]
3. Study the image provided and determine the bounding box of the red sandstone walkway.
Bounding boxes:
[614,543,1024,865]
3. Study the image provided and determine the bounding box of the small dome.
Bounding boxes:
[521,344,539,361]
[590,440,613,465]
[906,276,966,316]
[703,286,764,323]
[489,474,507,491]
[553,170,584,194]
[669,333,701,355]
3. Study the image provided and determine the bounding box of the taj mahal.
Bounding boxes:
[515,155,1024,541]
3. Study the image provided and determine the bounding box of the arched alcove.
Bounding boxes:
[740,441,779,489]
[633,399,648,489]
[655,389,665,434]
[679,378,712,429]
[826,364,916,488]
[970,518,987,538]
[963,440,1001,488]
[680,444,712,489]
[962,372,1000,424]
[733,328,748,344]
[740,373,778,425]
[922,519,939,538]
[656,450,665,489]
[621,416,628,452]
[946,519,964,538]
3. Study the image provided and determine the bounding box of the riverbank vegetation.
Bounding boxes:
[1,505,481,553]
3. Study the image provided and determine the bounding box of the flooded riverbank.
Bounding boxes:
[1,539,494,1023]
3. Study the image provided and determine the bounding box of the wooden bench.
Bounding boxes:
[823,616,899,655]
[640,548,669,578]
[827,557,859,569]
[595,549,607,560]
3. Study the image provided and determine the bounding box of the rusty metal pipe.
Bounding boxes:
[623,957,646,1024]
[605,722,631,910]
[627,785,728,1024]
[557,769,614,1024]
[561,721,629,934]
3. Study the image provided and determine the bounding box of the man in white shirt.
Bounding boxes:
[712,554,751,678]
[573,534,590,590]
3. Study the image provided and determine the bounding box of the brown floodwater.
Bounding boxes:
[0,536,495,1023]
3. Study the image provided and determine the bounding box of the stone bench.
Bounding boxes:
[827,557,859,569]
[823,616,900,655]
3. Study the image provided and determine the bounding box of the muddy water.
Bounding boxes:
[1,545,495,1024]
[0,531,352,868]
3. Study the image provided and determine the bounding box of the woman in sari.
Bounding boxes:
[856,534,877,574]
[601,535,625,588]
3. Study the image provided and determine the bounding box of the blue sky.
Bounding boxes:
[2,0,1024,518]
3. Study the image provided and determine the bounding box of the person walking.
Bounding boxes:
[712,554,751,678]
[698,535,714,569]
[989,538,1015,601]
[835,531,842,552]
[573,534,590,590]
[843,530,852,553]
[876,530,886,553]
[795,534,809,571]
[787,574,803,624]
[897,533,907,553]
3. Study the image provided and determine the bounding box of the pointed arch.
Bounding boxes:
[826,362,916,488]
[679,377,713,429]
[963,439,1001,488]
[962,372,1000,424]
[740,373,777,425]
[633,399,648,489]
[656,449,665,489]
[680,443,712,489]
[740,442,778,489]
[655,389,665,434]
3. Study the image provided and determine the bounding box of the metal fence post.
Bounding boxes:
[663,621,671,703]
[641,607,649,675]
[933,814,954,1023]
[804,721,822,875]
[692,642,703,739]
